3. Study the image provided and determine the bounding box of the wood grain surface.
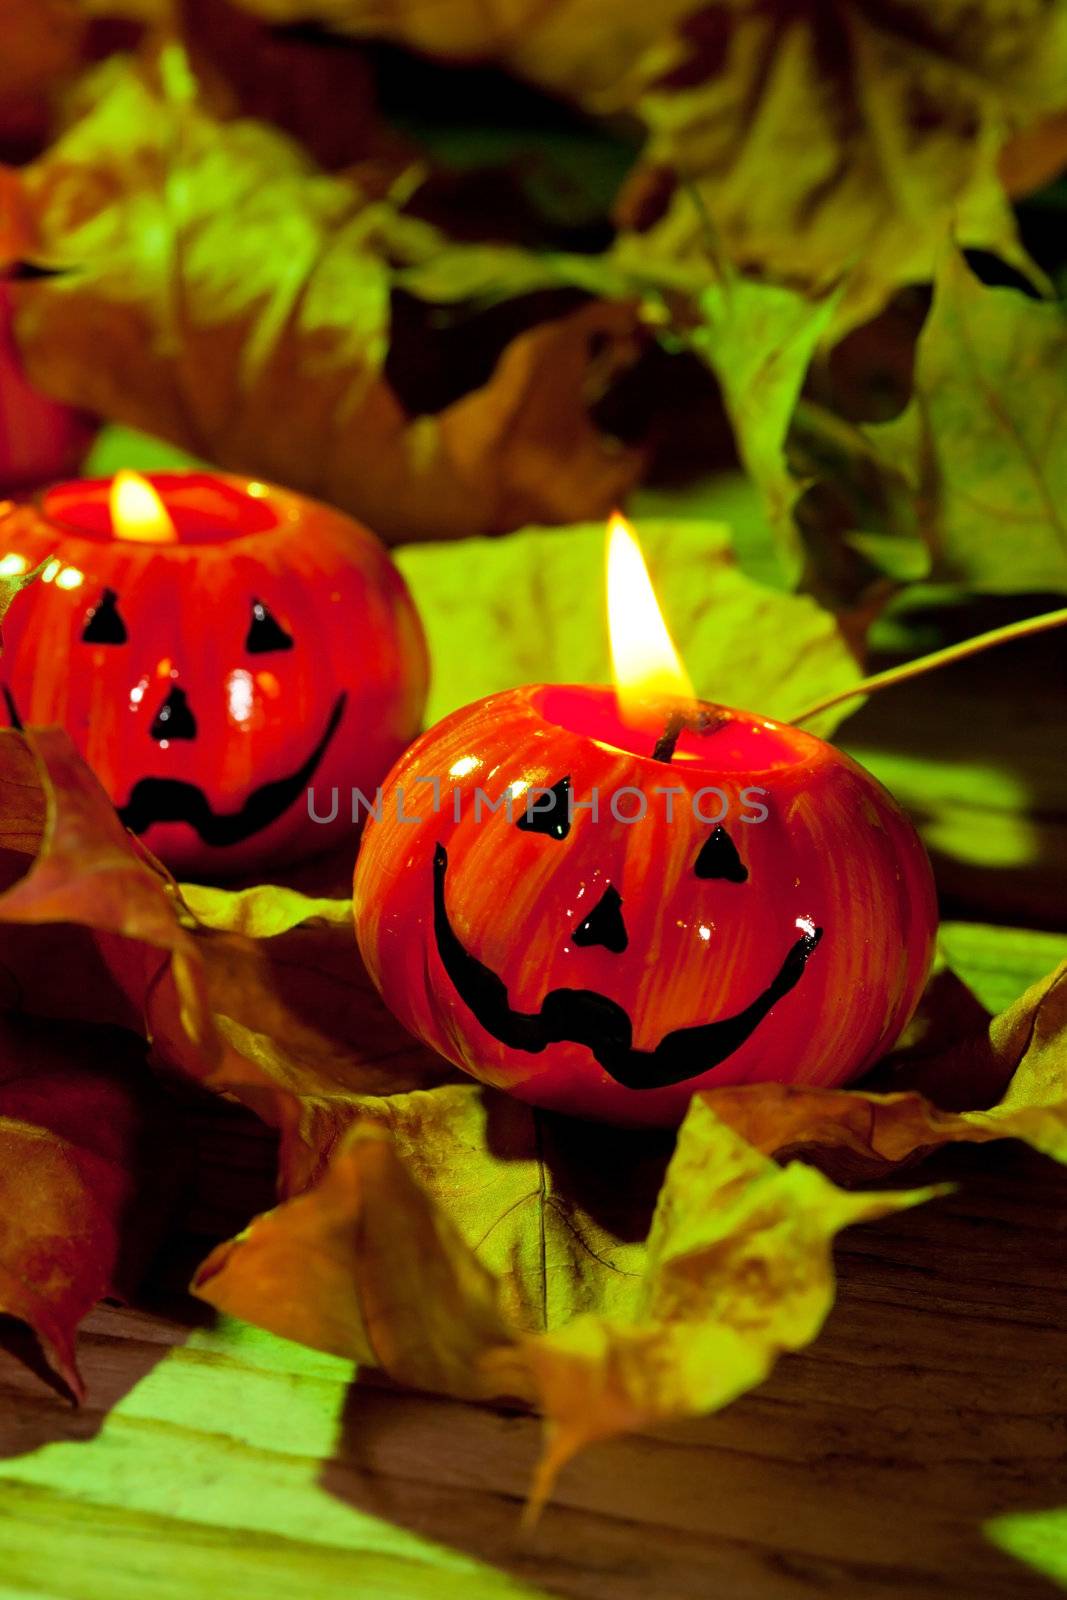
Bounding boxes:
[1,1110,1066,1600]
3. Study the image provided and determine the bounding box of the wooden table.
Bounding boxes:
[2,1123,1066,1600]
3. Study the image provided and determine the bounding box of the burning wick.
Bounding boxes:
[651,703,728,763]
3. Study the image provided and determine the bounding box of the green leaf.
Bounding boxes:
[693,275,840,584]
[868,252,1067,594]
[0,548,47,629]
[397,517,864,738]
[937,921,1067,1017]
[81,423,207,476]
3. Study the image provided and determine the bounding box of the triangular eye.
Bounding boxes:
[82,587,127,644]
[572,885,627,952]
[246,599,293,653]
[694,825,748,882]
[516,774,571,839]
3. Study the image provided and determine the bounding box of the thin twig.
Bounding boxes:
[789,606,1067,726]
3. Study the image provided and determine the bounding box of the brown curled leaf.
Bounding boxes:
[0,730,452,1188]
[0,1015,169,1401]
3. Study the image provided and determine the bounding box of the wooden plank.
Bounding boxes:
[0,1140,1064,1598]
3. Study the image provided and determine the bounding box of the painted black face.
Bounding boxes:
[572,885,627,953]
[82,588,127,644]
[3,592,347,848]
[118,692,346,846]
[432,826,822,1091]
[246,599,293,653]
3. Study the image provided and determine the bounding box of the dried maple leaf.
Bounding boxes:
[232,0,1067,319]
[0,727,209,1048]
[191,1083,937,1506]
[316,1084,670,1329]
[700,956,1067,1178]
[0,728,452,1194]
[3,53,646,541]
[193,1115,531,1401]
[176,882,459,1192]
[519,1099,939,1512]
[866,250,1067,596]
[622,0,1063,321]
[0,1014,169,1400]
[189,915,1067,1500]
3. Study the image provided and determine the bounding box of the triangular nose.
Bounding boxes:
[571,885,628,953]
[150,685,197,741]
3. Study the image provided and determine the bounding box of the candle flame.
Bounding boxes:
[606,511,693,720]
[110,470,178,544]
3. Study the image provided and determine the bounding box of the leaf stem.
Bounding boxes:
[789,605,1067,726]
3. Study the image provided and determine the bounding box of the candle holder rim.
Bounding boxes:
[505,681,836,775]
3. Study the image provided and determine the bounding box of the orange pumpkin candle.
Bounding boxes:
[354,516,936,1127]
[0,470,427,878]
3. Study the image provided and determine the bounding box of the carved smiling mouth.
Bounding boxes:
[117,691,347,848]
[432,842,822,1091]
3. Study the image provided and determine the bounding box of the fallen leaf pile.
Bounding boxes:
[0,0,1065,1514]
[694,249,1067,608]
[230,0,1067,319]
[864,248,1067,597]
[0,706,1062,1501]
[1,52,650,541]
[4,19,1067,590]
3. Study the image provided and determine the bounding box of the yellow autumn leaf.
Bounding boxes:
[193,1117,528,1402]
[191,1085,940,1507]
[697,959,1067,1177]
[521,1097,941,1510]
[867,250,1067,596]
[4,52,647,541]
[232,0,1067,319]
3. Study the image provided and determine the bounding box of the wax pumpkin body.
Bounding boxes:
[354,684,938,1127]
[0,473,428,877]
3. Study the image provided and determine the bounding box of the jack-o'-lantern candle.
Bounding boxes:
[353,515,937,1127]
[0,470,428,878]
